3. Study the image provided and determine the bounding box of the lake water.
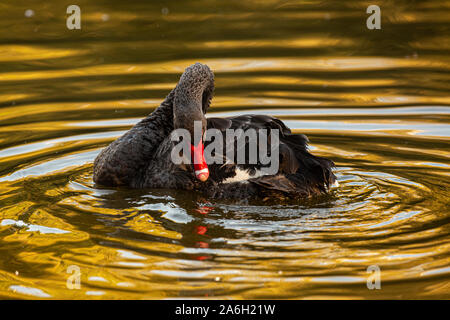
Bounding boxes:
[0,0,449,299]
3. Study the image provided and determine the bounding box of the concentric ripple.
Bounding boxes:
[0,0,449,299]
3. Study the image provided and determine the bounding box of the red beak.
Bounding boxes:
[191,141,209,182]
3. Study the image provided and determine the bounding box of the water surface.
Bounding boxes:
[0,0,449,299]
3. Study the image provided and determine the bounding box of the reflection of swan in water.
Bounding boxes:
[93,63,336,200]
[90,188,232,260]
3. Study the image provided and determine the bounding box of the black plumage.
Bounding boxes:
[93,63,336,200]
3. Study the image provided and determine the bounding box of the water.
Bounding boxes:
[0,0,449,299]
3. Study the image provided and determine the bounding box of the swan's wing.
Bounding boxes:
[206,114,335,194]
[206,114,305,176]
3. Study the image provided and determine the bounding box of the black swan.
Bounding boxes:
[93,63,336,200]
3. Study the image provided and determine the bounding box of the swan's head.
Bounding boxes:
[173,63,214,182]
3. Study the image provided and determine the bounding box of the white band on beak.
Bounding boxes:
[195,168,209,176]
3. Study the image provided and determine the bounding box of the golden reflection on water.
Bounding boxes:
[0,0,449,299]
